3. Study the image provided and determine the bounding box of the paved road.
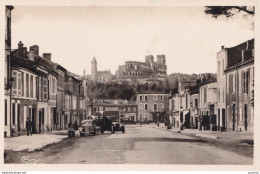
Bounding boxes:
[4,125,253,164]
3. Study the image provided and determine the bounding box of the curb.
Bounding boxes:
[5,136,68,153]
[154,126,219,140]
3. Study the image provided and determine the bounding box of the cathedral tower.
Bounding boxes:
[91,57,97,81]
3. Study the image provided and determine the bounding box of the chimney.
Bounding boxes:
[30,45,39,56]
[221,46,224,49]
[18,41,24,55]
[28,51,35,61]
[242,50,245,62]
[43,53,51,61]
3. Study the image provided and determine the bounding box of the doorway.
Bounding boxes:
[232,104,236,131]
[244,104,248,131]
[32,108,36,133]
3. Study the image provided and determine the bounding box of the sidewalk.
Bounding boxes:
[4,131,69,152]
[153,123,253,143]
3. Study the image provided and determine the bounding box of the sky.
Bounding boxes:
[11,6,254,76]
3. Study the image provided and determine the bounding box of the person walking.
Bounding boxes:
[26,117,32,136]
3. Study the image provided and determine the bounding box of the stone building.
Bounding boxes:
[224,39,254,132]
[90,57,113,84]
[9,42,38,135]
[198,81,218,130]
[116,55,167,85]
[56,64,67,130]
[137,93,170,122]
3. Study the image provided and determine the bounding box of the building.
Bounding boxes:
[169,88,180,127]
[10,42,38,135]
[189,85,200,129]
[117,55,167,85]
[198,81,218,130]
[224,39,254,132]
[216,45,227,131]
[56,64,67,130]
[87,99,137,122]
[37,54,58,131]
[4,5,14,137]
[90,57,113,84]
[137,93,170,122]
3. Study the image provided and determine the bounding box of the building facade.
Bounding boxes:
[116,55,167,85]
[87,99,137,122]
[224,39,254,132]
[198,81,218,130]
[137,93,170,122]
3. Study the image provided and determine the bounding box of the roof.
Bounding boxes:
[11,53,37,73]
[171,88,178,95]
[91,57,97,63]
[226,38,254,68]
[36,57,58,75]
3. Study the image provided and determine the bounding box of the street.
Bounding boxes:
[4,125,253,164]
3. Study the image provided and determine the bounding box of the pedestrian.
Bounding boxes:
[68,122,71,128]
[26,117,32,136]
[140,121,142,127]
[73,121,79,130]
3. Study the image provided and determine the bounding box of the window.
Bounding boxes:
[39,77,42,101]
[12,71,22,96]
[139,96,143,101]
[243,71,249,94]
[160,96,163,101]
[21,72,24,96]
[233,73,236,93]
[153,95,157,101]
[52,77,55,94]
[43,78,48,100]
[204,88,207,103]
[185,93,188,109]
[145,96,148,101]
[144,104,148,110]
[195,98,198,108]
[5,100,7,125]
[26,74,29,97]
[171,100,175,110]
[30,75,33,98]
[154,104,157,111]
[229,74,233,93]
[12,103,15,125]
[239,71,242,95]
[12,71,17,95]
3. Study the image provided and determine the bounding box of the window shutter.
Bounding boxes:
[12,71,17,95]
[17,72,22,96]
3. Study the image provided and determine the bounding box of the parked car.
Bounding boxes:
[111,121,125,134]
[79,119,101,136]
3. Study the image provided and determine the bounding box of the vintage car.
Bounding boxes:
[79,119,101,136]
[111,121,125,134]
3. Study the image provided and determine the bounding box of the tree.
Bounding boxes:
[204,6,254,19]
